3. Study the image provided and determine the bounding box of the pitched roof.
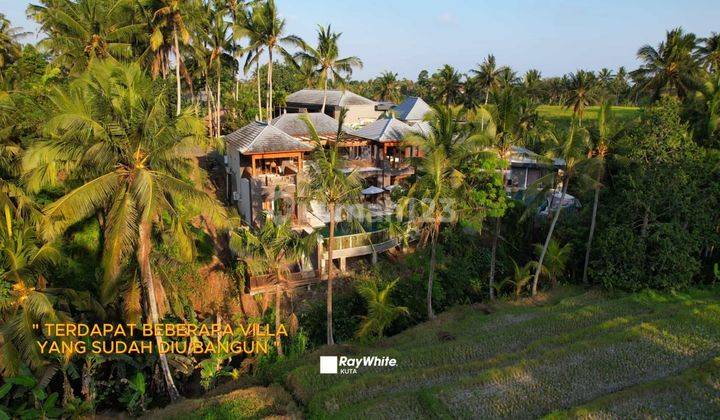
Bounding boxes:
[353,118,415,143]
[393,96,433,121]
[285,89,376,107]
[271,112,346,137]
[224,121,313,155]
[411,120,432,137]
[510,146,565,167]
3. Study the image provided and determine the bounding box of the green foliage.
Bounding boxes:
[355,275,408,340]
[198,336,240,391]
[0,367,64,419]
[299,283,364,346]
[500,259,533,299]
[591,97,718,290]
[119,371,150,416]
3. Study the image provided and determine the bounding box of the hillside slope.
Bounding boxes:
[270,287,720,419]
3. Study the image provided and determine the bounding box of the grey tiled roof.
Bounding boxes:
[393,96,433,121]
[411,120,432,137]
[271,112,348,137]
[285,89,376,107]
[510,146,565,167]
[224,121,313,155]
[353,118,415,143]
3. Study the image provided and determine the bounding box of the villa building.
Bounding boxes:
[284,89,381,126]
[507,146,565,191]
[353,117,423,187]
[224,121,312,226]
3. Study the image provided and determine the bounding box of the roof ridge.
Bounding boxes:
[379,118,394,138]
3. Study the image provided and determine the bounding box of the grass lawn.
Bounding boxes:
[537,105,641,126]
[267,287,720,418]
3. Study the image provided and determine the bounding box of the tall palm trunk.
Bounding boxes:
[205,75,214,137]
[275,282,283,356]
[266,48,273,121]
[256,50,262,121]
[138,220,180,401]
[488,217,500,300]
[427,223,438,320]
[216,60,222,138]
[321,71,328,114]
[173,27,182,116]
[488,169,507,300]
[326,203,336,345]
[582,180,601,284]
[531,178,569,296]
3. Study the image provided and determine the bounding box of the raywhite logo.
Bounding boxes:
[319,355,397,374]
[319,356,338,374]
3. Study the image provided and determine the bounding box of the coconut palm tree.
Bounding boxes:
[236,5,265,121]
[250,0,303,120]
[431,64,463,105]
[300,110,361,344]
[613,66,630,103]
[200,4,234,137]
[500,259,532,300]
[355,277,408,339]
[582,102,618,284]
[531,123,591,296]
[523,69,542,101]
[230,215,316,356]
[27,0,141,75]
[26,61,214,401]
[470,54,504,105]
[564,70,597,126]
[473,88,536,300]
[226,0,251,101]
[150,0,194,115]
[531,239,571,289]
[0,207,61,376]
[498,67,520,88]
[398,148,462,319]
[295,24,363,113]
[399,106,471,318]
[374,71,400,103]
[0,14,27,71]
[632,27,700,100]
[697,32,720,73]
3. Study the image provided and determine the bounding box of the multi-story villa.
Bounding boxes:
[224,94,565,291]
[283,89,381,126]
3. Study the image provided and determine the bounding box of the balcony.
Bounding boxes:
[252,173,296,188]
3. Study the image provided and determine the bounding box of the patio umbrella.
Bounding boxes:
[361,186,385,195]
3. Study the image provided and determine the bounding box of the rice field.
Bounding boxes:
[537,105,641,126]
[271,287,720,419]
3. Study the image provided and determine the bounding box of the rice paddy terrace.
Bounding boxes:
[165,287,720,418]
[272,287,720,419]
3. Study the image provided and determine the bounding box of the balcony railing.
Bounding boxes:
[324,229,390,250]
[251,174,297,189]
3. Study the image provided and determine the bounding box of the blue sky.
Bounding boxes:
[3,0,719,80]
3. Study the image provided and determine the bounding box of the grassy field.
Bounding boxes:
[537,105,641,125]
[144,384,301,419]
[260,287,720,419]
